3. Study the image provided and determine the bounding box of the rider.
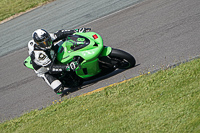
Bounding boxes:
[28,28,86,96]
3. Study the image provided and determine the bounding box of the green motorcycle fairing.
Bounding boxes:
[57,32,110,78]
[23,32,112,78]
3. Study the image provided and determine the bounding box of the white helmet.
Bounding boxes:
[32,29,52,50]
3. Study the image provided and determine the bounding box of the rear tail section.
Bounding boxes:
[23,56,34,70]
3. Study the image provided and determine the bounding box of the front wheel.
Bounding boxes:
[108,48,136,69]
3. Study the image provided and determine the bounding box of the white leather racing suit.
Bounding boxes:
[28,30,76,94]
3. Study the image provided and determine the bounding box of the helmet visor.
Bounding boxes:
[36,37,52,50]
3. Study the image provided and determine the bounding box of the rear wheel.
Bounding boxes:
[108,48,136,69]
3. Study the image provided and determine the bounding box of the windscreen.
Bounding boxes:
[66,35,90,51]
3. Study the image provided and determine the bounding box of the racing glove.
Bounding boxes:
[70,61,79,71]
[54,29,76,42]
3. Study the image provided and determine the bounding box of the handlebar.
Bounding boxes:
[85,28,91,32]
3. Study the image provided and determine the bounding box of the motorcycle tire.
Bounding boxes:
[108,48,136,69]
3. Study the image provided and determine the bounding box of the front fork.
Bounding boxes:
[98,46,116,69]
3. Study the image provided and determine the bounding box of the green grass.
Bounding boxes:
[0,0,53,22]
[0,58,200,132]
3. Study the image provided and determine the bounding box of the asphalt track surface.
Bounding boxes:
[0,0,200,122]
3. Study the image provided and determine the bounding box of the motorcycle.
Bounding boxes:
[24,28,136,88]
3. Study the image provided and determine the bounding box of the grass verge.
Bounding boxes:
[0,58,200,132]
[0,0,53,22]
